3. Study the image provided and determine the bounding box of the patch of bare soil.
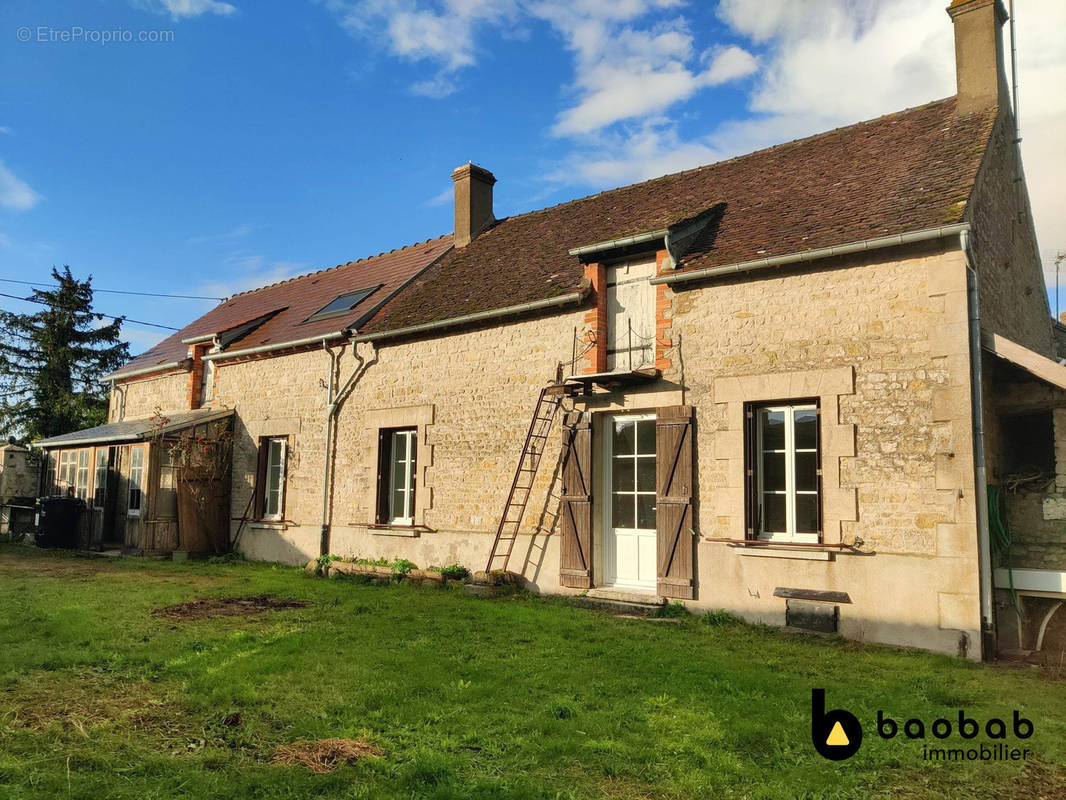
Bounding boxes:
[2,676,190,740]
[152,594,308,621]
[271,738,383,773]
[994,760,1066,800]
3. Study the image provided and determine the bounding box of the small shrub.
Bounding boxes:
[700,609,744,627]
[389,558,417,575]
[352,556,389,567]
[657,601,690,618]
[438,564,470,581]
[315,554,338,576]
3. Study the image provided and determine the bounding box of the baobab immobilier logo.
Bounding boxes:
[811,689,1034,762]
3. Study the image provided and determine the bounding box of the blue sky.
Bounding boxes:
[2,0,1064,354]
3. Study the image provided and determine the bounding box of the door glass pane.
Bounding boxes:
[795,494,819,533]
[794,408,818,449]
[795,451,818,492]
[612,421,635,455]
[636,419,656,455]
[636,495,656,529]
[93,448,108,507]
[636,457,656,492]
[762,493,786,533]
[761,451,785,492]
[612,458,634,492]
[759,409,785,450]
[612,493,635,529]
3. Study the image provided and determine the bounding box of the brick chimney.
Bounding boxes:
[451,163,495,248]
[947,0,1009,114]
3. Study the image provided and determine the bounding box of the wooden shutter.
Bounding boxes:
[253,438,268,520]
[558,411,592,589]
[656,405,695,599]
[744,406,758,539]
[375,430,390,524]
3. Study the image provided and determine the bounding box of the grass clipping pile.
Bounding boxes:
[272,739,383,773]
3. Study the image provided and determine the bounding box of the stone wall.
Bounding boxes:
[204,242,986,656]
[216,310,585,577]
[966,111,1053,357]
[110,370,189,421]
[0,446,38,501]
[661,243,981,656]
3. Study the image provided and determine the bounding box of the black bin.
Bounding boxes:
[35,497,84,549]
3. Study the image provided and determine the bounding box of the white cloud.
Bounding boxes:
[197,257,309,299]
[0,161,41,211]
[426,186,453,207]
[327,0,518,96]
[134,0,236,19]
[187,223,254,245]
[703,45,758,84]
[0,127,11,136]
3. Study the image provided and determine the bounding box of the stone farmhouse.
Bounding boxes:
[37,0,1066,660]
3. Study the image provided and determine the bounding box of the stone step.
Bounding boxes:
[571,589,668,617]
[585,588,666,606]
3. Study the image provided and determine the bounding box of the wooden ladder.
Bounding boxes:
[485,383,574,573]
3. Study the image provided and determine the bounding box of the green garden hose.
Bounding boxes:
[988,484,1021,616]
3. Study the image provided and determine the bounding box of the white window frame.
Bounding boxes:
[261,437,287,522]
[92,447,109,509]
[56,450,75,495]
[128,446,144,517]
[75,450,90,503]
[756,403,820,543]
[387,428,417,526]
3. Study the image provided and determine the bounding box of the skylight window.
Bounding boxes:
[305,286,381,322]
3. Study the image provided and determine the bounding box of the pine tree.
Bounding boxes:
[0,266,130,441]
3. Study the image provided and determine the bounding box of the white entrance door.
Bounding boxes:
[604,414,657,591]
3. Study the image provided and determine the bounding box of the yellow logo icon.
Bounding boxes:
[826,721,850,747]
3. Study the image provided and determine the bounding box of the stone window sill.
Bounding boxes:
[249,520,289,531]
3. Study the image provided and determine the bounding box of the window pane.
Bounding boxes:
[269,439,284,470]
[759,409,785,450]
[795,494,819,533]
[613,421,635,456]
[794,408,818,450]
[637,457,656,492]
[795,451,818,492]
[612,458,634,492]
[762,493,786,533]
[761,451,786,492]
[637,495,656,529]
[612,493,635,528]
[636,420,656,455]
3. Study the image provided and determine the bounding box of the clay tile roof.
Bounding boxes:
[363,97,998,335]
[113,234,452,376]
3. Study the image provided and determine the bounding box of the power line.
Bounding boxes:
[0,277,224,301]
[0,291,180,331]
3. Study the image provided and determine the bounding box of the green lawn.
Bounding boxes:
[0,545,1063,799]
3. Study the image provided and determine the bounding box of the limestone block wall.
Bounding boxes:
[110,371,190,422]
[666,243,982,657]
[0,446,38,501]
[216,310,585,576]
[216,242,985,657]
[965,111,1053,357]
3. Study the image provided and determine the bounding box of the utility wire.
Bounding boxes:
[0,291,180,331]
[0,277,224,302]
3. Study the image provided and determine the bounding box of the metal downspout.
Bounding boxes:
[319,344,340,557]
[319,341,372,556]
[964,229,995,655]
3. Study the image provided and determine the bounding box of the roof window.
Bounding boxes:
[305,286,381,322]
